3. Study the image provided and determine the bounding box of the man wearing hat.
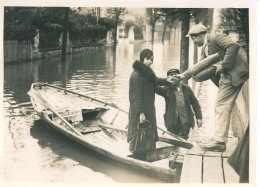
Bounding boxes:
[181,24,249,151]
[155,68,202,140]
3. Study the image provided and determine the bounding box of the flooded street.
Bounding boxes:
[3,41,221,183]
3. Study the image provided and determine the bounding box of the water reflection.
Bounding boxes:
[30,120,163,183]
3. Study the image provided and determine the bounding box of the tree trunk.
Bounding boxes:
[162,22,167,45]
[97,7,100,24]
[151,22,155,45]
[207,8,214,33]
[180,14,190,84]
[94,7,101,25]
[93,8,96,24]
[241,9,249,63]
[151,8,158,45]
[173,27,176,45]
[113,15,119,50]
[193,20,199,65]
[168,23,172,45]
[61,7,69,63]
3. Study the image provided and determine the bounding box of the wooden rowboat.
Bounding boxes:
[28,83,191,181]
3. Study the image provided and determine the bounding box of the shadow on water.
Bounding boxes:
[30,119,168,183]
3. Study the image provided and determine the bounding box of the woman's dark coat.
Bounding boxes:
[127,61,169,142]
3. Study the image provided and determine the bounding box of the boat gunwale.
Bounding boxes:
[31,82,128,114]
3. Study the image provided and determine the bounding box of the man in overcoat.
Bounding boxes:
[181,24,249,151]
[156,68,203,140]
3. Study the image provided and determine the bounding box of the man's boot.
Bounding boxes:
[200,139,226,152]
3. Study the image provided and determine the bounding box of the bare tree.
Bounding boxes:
[158,9,178,45]
[92,7,101,25]
[147,8,160,45]
[161,21,167,45]
[106,8,126,50]
[179,9,191,84]
[61,7,70,63]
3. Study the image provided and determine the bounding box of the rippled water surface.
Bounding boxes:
[3,41,219,183]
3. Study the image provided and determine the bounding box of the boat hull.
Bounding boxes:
[28,83,184,181]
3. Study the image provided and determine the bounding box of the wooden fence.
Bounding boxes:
[4,40,32,63]
[4,39,106,63]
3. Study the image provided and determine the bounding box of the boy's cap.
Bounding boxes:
[167,68,180,75]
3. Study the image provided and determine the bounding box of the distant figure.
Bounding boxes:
[127,49,171,153]
[176,24,249,151]
[156,68,202,140]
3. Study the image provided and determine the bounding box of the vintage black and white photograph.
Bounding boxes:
[0,0,257,185]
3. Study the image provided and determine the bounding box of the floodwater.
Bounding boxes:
[2,40,220,183]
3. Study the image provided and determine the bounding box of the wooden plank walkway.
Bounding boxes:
[180,143,239,183]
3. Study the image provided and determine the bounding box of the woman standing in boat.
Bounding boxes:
[127,49,171,157]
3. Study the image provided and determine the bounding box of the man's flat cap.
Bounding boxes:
[186,24,208,37]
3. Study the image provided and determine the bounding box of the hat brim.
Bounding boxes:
[167,70,180,75]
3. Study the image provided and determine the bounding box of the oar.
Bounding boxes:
[99,123,127,132]
[158,137,193,149]
[99,123,193,149]
[29,91,83,136]
[126,124,189,143]
[157,126,188,142]
[157,127,193,149]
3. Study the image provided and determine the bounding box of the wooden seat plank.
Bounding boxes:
[223,158,239,183]
[180,155,202,183]
[203,156,224,183]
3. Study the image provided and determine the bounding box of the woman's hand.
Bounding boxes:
[196,119,203,128]
[139,113,146,122]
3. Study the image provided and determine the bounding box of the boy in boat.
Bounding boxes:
[175,24,248,151]
[156,68,203,140]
